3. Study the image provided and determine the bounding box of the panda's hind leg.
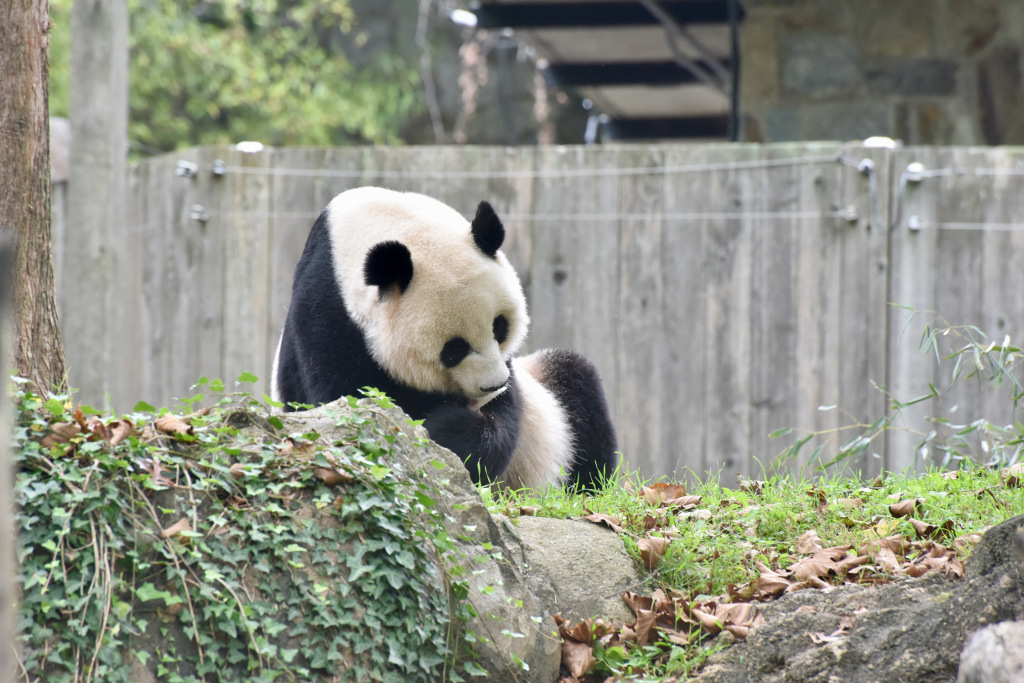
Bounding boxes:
[516,349,618,490]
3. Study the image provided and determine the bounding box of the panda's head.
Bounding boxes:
[329,189,529,408]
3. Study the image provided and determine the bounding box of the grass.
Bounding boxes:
[482,464,1024,680]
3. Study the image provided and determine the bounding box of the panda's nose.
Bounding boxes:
[480,382,506,394]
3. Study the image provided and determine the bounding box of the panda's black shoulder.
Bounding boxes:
[291,209,335,293]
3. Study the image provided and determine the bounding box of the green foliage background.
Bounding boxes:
[48,0,424,154]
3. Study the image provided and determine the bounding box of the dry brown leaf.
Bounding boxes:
[795,530,823,554]
[155,415,193,437]
[279,436,318,456]
[871,548,903,573]
[581,513,623,532]
[952,533,982,552]
[638,537,670,571]
[806,486,828,510]
[889,498,922,518]
[836,555,870,574]
[622,592,653,615]
[42,421,84,449]
[229,462,246,479]
[737,475,765,495]
[941,470,959,480]
[519,506,537,517]
[642,513,662,532]
[634,608,657,647]
[664,495,703,510]
[314,467,352,485]
[106,419,135,446]
[859,534,910,557]
[561,641,595,679]
[837,497,864,509]
[641,482,688,506]
[791,557,836,581]
[161,517,191,539]
[910,518,956,541]
[1002,463,1024,487]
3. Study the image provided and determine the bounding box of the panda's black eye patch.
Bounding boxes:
[493,315,509,344]
[441,337,471,368]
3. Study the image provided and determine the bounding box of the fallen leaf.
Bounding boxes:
[638,537,670,571]
[806,486,828,510]
[230,463,247,479]
[837,497,864,509]
[836,555,870,574]
[155,415,193,437]
[161,518,191,539]
[279,435,318,455]
[641,482,688,506]
[910,518,956,541]
[1002,463,1024,487]
[858,534,910,557]
[791,557,836,581]
[519,506,537,516]
[795,530,823,554]
[889,498,922,518]
[941,470,959,480]
[581,513,623,532]
[561,640,595,679]
[737,475,765,495]
[42,422,84,450]
[664,495,703,510]
[106,419,135,446]
[314,467,352,485]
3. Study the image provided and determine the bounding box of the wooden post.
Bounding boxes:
[0,235,15,680]
[65,0,128,406]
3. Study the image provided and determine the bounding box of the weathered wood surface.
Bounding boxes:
[52,144,1024,480]
[1,236,14,681]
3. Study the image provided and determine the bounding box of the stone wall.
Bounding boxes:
[740,0,1024,144]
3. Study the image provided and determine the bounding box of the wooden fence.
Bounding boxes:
[51,143,1024,480]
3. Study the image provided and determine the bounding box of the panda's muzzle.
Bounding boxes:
[468,382,507,412]
[480,382,507,394]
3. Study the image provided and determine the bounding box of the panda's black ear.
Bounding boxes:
[364,241,413,295]
[471,201,504,258]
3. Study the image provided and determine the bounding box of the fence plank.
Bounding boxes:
[660,147,712,480]
[836,146,891,479]
[220,148,272,398]
[702,149,754,481]
[616,147,667,476]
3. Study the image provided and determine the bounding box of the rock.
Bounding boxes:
[691,514,1024,683]
[277,401,564,683]
[511,516,642,625]
[957,622,1024,683]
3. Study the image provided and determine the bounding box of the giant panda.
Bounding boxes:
[271,187,617,491]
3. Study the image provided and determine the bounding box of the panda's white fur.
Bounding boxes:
[505,353,574,489]
[272,187,618,491]
[327,188,527,404]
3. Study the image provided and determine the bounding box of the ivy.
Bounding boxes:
[13,378,456,682]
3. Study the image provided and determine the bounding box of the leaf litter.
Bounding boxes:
[563,473,1001,681]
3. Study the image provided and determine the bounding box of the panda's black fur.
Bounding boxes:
[272,188,617,490]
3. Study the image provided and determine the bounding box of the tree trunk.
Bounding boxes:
[0,0,67,395]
